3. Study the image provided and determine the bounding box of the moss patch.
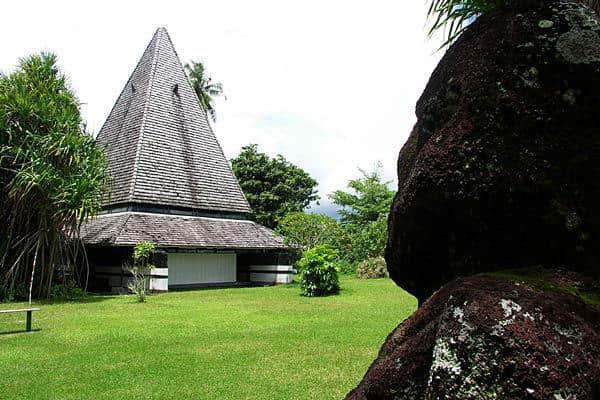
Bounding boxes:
[482,266,600,309]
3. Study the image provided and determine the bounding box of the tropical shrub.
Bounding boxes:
[356,257,389,279]
[127,242,156,303]
[346,216,388,264]
[0,53,107,300]
[48,281,85,300]
[298,245,340,297]
[0,283,28,303]
[335,259,356,275]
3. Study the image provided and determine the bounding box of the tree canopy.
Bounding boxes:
[325,164,395,265]
[184,60,224,122]
[277,212,347,251]
[0,53,107,299]
[231,144,319,229]
[329,163,395,227]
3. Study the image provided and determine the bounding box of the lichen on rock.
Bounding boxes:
[345,275,600,399]
[556,29,600,63]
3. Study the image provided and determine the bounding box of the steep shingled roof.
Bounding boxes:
[97,27,251,214]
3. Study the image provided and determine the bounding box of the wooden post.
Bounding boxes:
[26,310,32,332]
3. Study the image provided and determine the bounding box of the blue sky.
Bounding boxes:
[1,0,443,217]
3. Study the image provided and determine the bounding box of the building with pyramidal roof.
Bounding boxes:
[81,27,292,291]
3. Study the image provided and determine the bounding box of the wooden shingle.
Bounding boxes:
[81,212,286,250]
[96,27,251,214]
[82,28,289,251]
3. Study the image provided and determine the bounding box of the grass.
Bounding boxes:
[0,276,416,400]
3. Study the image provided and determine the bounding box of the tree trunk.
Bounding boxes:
[28,243,40,305]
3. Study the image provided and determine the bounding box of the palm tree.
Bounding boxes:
[184,61,224,123]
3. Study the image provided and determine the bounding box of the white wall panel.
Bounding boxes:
[149,268,169,291]
[248,265,295,284]
[168,253,236,286]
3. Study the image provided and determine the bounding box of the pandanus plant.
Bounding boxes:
[428,0,600,48]
[0,53,107,300]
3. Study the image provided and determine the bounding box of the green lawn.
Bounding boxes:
[0,276,416,400]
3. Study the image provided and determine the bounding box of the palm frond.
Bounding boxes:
[184,60,224,123]
[427,0,506,48]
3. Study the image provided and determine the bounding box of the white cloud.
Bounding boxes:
[0,0,443,216]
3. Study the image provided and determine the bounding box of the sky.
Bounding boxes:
[1,1,443,217]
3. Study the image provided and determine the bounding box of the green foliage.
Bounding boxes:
[231,144,319,229]
[328,164,393,265]
[335,259,356,275]
[133,241,157,268]
[346,216,388,264]
[128,242,157,303]
[277,212,355,274]
[48,281,85,301]
[298,245,340,297]
[274,165,393,273]
[356,257,389,279]
[0,282,28,303]
[277,212,347,250]
[0,53,107,299]
[329,163,394,227]
[427,0,504,48]
[184,60,224,122]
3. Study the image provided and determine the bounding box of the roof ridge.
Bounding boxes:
[128,28,163,201]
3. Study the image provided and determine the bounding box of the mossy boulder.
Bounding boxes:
[385,0,600,303]
[346,271,600,399]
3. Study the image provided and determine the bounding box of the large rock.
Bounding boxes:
[346,272,600,399]
[385,0,600,303]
